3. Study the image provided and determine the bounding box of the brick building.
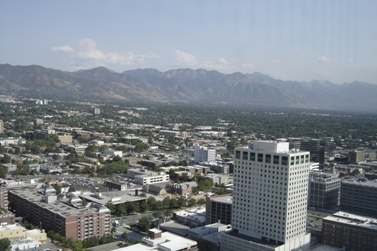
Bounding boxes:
[322,211,377,251]
[8,185,111,240]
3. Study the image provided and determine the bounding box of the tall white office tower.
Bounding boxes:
[221,141,311,251]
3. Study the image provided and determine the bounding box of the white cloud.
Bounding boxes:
[272,59,281,64]
[202,57,232,71]
[50,45,74,52]
[175,50,197,65]
[78,38,106,60]
[241,63,253,68]
[218,57,228,64]
[317,55,331,63]
[74,38,159,67]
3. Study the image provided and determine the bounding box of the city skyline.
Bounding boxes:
[1,1,377,85]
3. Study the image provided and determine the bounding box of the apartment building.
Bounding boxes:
[8,185,111,240]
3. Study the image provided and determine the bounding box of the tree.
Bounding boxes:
[177,197,186,208]
[187,198,197,207]
[140,201,148,212]
[152,210,162,219]
[0,167,7,179]
[116,203,127,216]
[162,196,171,209]
[197,198,206,205]
[169,198,178,209]
[163,209,172,222]
[147,196,157,210]
[0,238,10,251]
[52,184,61,195]
[138,216,151,232]
[121,230,128,240]
[105,203,116,215]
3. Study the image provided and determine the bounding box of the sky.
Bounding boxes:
[1,0,377,84]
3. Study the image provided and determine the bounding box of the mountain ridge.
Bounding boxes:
[1,64,376,111]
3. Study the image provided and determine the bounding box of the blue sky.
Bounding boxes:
[1,0,376,84]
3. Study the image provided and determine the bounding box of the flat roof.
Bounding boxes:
[212,195,232,204]
[189,223,228,234]
[115,230,197,251]
[342,179,377,188]
[324,211,377,231]
[9,186,108,217]
[79,190,145,205]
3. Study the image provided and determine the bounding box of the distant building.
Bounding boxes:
[58,134,73,143]
[127,169,170,185]
[93,107,100,115]
[205,194,232,225]
[322,211,377,251]
[300,138,322,162]
[159,130,180,138]
[0,120,4,134]
[104,180,127,191]
[348,149,365,164]
[104,149,123,157]
[308,172,340,210]
[34,119,44,126]
[204,174,232,185]
[340,178,377,217]
[143,182,170,195]
[194,144,216,163]
[170,181,197,196]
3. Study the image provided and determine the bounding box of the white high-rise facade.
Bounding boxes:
[194,144,216,163]
[229,141,310,249]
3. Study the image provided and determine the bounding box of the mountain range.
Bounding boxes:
[1,63,376,111]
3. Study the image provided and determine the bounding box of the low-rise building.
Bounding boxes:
[10,238,41,251]
[0,223,25,239]
[117,228,197,251]
[143,182,170,195]
[322,211,377,251]
[308,171,340,210]
[205,194,232,225]
[340,178,377,217]
[188,222,230,240]
[105,180,127,191]
[127,169,170,185]
[170,181,197,196]
[173,207,206,228]
[204,174,232,185]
